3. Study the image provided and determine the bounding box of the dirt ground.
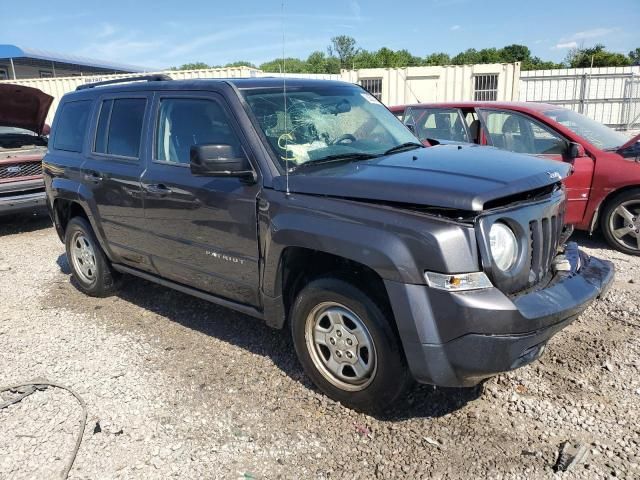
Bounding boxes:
[0,211,638,479]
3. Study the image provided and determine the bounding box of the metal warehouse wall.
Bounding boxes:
[341,63,521,106]
[519,66,640,129]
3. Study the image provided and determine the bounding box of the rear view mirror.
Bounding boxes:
[568,142,585,159]
[190,144,254,178]
[42,124,51,136]
[406,123,416,135]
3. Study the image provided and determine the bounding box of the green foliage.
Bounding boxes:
[174,40,636,74]
[224,61,257,68]
[423,53,451,66]
[259,57,309,73]
[328,35,360,69]
[566,44,632,68]
[170,62,211,70]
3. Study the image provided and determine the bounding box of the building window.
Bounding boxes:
[360,78,383,100]
[39,70,53,78]
[474,74,498,101]
[0,68,8,80]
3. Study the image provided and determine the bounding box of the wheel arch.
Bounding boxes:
[590,185,640,233]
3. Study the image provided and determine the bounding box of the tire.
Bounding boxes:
[64,216,121,296]
[600,189,640,256]
[290,277,411,412]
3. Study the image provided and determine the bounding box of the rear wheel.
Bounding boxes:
[291,277,410,412]
[65,217,121,296]
[601,189,640,256]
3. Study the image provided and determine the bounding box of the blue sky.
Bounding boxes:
[3,0,639,69]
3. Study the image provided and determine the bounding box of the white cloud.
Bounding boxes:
[450,25,461,31]
[96,23,117,39]
[350,0,362,21]
[571,27,616,40]
[553,41,578,50]
[164,21,279,58]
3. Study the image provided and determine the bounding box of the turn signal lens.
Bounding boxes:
[425,271,493,291]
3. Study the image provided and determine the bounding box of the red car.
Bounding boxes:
[0,83,52,216]
[390,102,640,255]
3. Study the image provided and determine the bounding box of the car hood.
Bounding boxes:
[273,145,571,211]
[0,84,53,135]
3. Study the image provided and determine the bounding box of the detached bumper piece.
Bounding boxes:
[399,242,614,387]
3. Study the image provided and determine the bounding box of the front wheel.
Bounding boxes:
[65,216,121,296]
[601,189,640,256]
[290,278,410,412]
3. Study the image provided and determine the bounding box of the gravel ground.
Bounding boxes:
[0,211,638,479]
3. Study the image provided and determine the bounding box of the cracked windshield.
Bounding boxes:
[242,85,419,170]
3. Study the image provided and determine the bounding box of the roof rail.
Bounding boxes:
[76,74,172,91]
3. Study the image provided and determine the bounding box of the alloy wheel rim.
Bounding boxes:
[609,200,640,252]
[70,231,97,284]
[304,302,377,392]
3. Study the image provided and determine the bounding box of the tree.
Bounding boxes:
[328,35,359,70]
[170,62,210,70]
[629,48,640,66]
[423,52,451,66]
[259,57,308,73]
[224,61,256,68]
[500,44,531,63]
[566,44,631,68]
[452,48,481,65]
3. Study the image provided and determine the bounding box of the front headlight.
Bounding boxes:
[489,222,518,271]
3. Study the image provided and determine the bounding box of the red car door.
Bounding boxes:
[478,108,594,225]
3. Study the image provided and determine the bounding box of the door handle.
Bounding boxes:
[83,172,103,183]
[144,184,173,196]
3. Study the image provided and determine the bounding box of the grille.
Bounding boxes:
[477,188,566,295]
[0,162,42,180]
[529,210,564,285]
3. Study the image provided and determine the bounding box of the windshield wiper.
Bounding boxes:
[291,152,379,171]
[383,142,424,155]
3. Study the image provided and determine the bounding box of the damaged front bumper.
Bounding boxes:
[386,242,614,387]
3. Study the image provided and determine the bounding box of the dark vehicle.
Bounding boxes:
[0,84,52,216]
[391,102,640,256]
[44,76,613,411]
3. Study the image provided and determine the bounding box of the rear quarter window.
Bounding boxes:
[53,100,92,152]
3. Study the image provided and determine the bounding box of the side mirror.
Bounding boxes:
[567,142,585,159]
[190,144,254,178]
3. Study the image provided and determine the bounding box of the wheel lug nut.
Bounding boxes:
[329,337,336,345]
[346,338,353,346]
[335,350,342,357]
[346,351,353,359]
[336,330,342,337]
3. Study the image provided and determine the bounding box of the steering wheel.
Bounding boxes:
[331,134,357,145]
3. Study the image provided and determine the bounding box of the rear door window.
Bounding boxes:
[404,107,469,143]
[53,100,92,152]
[94,98,146,158]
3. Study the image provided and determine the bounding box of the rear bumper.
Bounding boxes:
[387,242,614,387]
[0,190,47,215]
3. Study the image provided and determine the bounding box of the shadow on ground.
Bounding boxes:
[571,230,610,250]
[0,210,51,237]
[55,252,480,420]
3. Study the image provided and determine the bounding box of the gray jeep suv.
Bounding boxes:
[44,75,613,411]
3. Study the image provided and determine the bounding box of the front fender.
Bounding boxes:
[260,190,480,297]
